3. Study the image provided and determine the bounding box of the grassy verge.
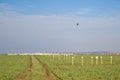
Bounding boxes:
[0,55,29,80]
[36,54,120,80]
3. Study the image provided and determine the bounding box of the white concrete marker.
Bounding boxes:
[66,55,68,60]
[72,56,74,65]
[81,56,83,66]
[91,56,93,65]
[110,56,112,64]
[96,56,98,65]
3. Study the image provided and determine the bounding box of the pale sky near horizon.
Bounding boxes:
[0,0,120,53]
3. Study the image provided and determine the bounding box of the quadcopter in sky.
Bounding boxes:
[76,23,79,26]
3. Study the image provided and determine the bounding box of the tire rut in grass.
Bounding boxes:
[34,56,61,80]
[34,56,52,80]
[12,56,32,80]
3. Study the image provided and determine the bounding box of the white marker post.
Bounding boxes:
[101,56,103,65]
[81,56,83,66]
[72,56,74,65]
[66,55,68,60]
[91,56,93,65]
[110,56,112,65]
[96,56,98,65]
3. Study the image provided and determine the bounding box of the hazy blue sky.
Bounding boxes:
[0,0,120,53]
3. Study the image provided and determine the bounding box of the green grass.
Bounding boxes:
[30,56,43,80]
[0,54,120,80]
[36,54,120,80]
[0,55,29,80]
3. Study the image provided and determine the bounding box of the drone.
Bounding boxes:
[76,23,79,26]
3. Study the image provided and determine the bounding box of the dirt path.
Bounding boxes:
[12,56,32,80]
[34,56,54,80]
[34,56,63,80]
[12,55,61,80]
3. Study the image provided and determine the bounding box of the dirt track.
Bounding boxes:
[34,56,55,80]
[12,56,32,80]
[12,55,61,80]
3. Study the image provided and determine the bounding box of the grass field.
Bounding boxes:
[0,54,120,80]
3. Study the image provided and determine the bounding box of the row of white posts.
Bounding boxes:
[52,55,113,66]
[72,56,113,66]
